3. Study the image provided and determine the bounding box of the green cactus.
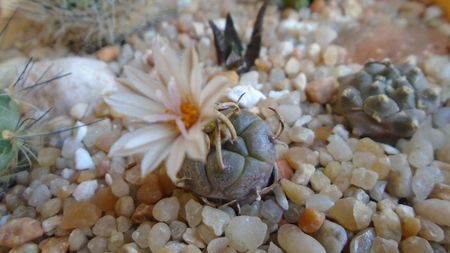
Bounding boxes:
[332,60,441,142]
[0,91,31,196]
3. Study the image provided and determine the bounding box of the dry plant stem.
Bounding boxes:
[216,102,241,113]
[214,110,237,141]
[268,107,285,139]
[215,119,226,170]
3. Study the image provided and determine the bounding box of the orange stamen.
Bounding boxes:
[167,100,200,131]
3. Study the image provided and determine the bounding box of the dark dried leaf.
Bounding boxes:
[243,0,268,73]
[209,20,227,64]
[224,14,244,58]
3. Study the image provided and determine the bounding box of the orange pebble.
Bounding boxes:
[298,208,325,233]
[137,173,164,205]
[132,203,154,223]
[158,168,176,196]
[277,160,294,179]
[402,217,421,238]
[90,187,118,213]
[315,126,333,142]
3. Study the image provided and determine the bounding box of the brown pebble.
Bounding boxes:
[310,0,326,13]
[137,174,163,205]
[0,217,44,248]
[76,171,96,183]
[60,202,102,229]
[158,169,176,196]
[306,77,338,104]
[39,237,69,253]
[90,187,118,213]
[315,126,333,142]
[430,183,450,201]
[255,58,272,72]
[96,46,120,62]
[132,204,154,223]
[402,217,421,238]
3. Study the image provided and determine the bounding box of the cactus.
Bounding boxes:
[179,110,277,202]
[5,0,164,52]
[0,91,33,196]
[332,60,441,142]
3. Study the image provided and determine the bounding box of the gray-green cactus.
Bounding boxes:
[333,60,440,141]
[179,110,276,201]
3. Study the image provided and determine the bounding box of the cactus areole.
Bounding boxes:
[179,110,277,201]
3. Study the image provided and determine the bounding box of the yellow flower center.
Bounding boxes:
[168,100,200,131]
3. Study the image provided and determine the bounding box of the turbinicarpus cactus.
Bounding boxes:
[332,59,441,142]
[5,0,166,51]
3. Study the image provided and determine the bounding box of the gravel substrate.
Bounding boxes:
[0,0,449,252]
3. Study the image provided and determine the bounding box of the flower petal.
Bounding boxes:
[165,138,187,182]
[200,76,229,108]
[182,47,198,87]
[123,66,166,101]
[140,136,173,176]
[153,39,185,93]
[189,62,203,105]
[123,125,175,150]
[185,129,208,161]
[105,93,164,118]
[109,125,176,156]
[142,114,178,123]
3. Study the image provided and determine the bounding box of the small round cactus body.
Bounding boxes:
[333,60,440,141]
[179,110,276,201]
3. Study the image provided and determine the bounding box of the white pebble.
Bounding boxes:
[293,115,312,127]
[183,227,205,248]
[201,206,230,236]
[394,204,415,219]
[61,138,83,159]
[73,121,88,142]
[327,134,353,162]
[27,184,51,207]
[315,26,337,46]
[207,237,229,253]
[306,194,334,212]
[70,102,89,120]
[239,71,261,89]
[153,197,180,222]
[278,105,302,125]
[185,199,203,228]
[149,222,171,253]
[226,85,266,108]
[74,148,95,170]
[225,216,267,252]
[351,168,379,190]
[291,163,315,185]
[293,73,307,91]
[285,57,301,77]
[288,126,315,145]
[73,180,98,201]
[412,165,443,200]
[61,168,75,180]
[278,224,326,253]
